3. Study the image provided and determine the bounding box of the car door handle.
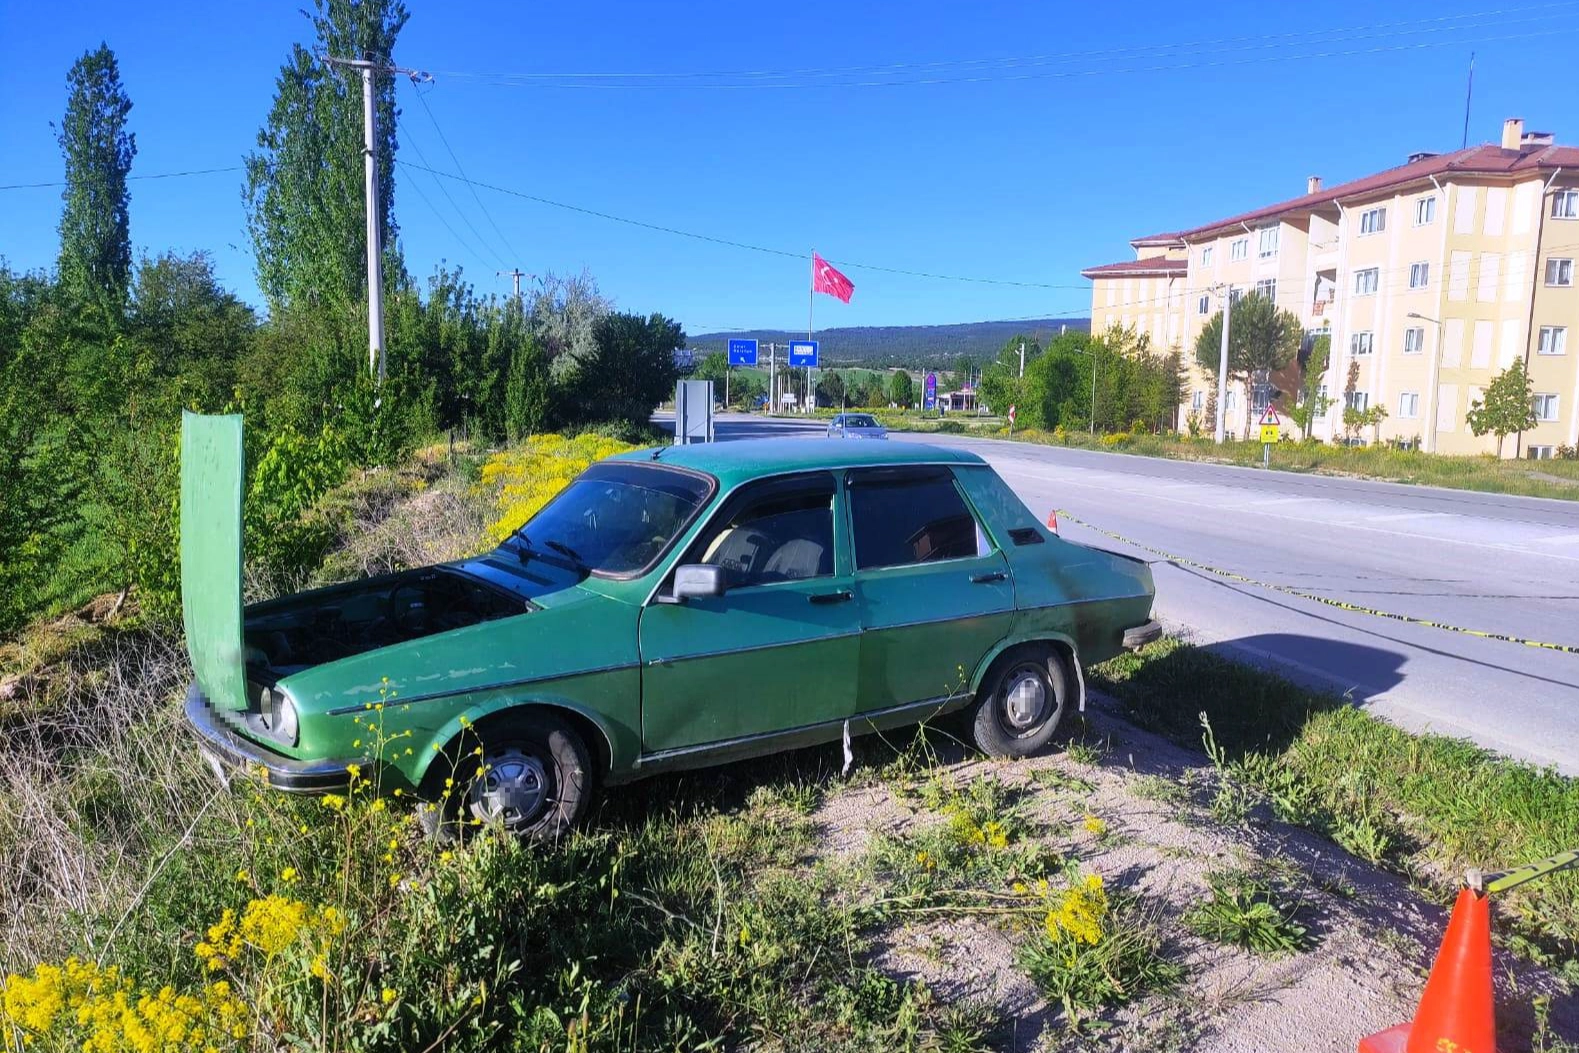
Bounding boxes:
[808,589,853,605]
[970,571,1006,584]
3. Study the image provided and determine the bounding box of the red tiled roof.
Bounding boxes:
[1178,143,1579,240]
[1080,257,1188,278]
[1129,231,1183,246]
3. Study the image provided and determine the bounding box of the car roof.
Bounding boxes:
[613,437,983,485]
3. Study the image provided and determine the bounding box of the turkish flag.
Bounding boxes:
[812,252,855,303]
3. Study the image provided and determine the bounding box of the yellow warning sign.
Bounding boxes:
[1260,424,1281,444]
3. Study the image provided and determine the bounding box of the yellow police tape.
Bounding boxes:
[1056,510,1579,657]
[1480,847,1579,895]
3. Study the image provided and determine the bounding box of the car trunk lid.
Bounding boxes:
[180,411,248,713]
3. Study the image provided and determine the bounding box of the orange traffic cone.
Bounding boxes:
[1358,886,1497,1053]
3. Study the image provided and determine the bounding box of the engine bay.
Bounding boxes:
[243,567,529,679]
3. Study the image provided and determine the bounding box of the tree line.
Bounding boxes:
[0,1,684,637]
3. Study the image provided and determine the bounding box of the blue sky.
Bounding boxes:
[4,0,1579,333]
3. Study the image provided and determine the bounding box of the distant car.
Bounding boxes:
[827,413,888,440]
[180,418,1160,840]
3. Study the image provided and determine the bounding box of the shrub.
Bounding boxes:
[479,433,637,543]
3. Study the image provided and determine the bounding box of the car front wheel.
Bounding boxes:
[969,645,1073,758]
[418,711,592,842]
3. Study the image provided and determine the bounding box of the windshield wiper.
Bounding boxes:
[506,534,537,563]
[542,540,589,568]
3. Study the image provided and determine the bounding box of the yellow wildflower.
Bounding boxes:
[381,987,397,1004]
[1083,815,1109,837]
[320,794,346,811]
[279,866,299,884]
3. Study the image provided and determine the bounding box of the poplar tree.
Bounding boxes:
[245,0,408,313]
[56,43,135,315]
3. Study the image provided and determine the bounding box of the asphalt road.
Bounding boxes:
[666,413,1579,773]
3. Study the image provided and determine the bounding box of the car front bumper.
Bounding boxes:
[184,683,356,794]
[1122,620,1164,650]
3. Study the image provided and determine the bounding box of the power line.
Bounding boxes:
[428,15,1579,90]
[435,4,1573,82]
[397,130,507,268]
[0,165,241,191]
[397,144,493,265]
[395,158,1083,290]
[407,82,519,265]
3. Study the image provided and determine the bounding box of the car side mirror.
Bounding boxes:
[667,564,727,603]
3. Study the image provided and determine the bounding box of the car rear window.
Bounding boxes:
[847,468,985,570]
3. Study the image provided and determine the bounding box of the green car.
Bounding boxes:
[182,413,1159,839]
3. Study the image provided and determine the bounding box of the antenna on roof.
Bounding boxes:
[1461,51,1476,150]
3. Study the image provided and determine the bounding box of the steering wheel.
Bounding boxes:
[386,583,433,634]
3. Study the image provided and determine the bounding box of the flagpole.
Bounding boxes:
[807,252,815,415]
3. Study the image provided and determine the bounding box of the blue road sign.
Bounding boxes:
[788,340,819,367]
[727,338,759,366]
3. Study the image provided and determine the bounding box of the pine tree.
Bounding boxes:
[56,43,135,315]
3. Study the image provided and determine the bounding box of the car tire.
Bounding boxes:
[417,711,592,843]
[969,645,1073,759]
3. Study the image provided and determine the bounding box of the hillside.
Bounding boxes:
[686,317,1089,367]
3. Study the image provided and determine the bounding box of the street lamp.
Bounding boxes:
[1407,311,1445,453]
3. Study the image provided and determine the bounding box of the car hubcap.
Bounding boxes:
[468,747,549,829]
[1003,670,1048,729]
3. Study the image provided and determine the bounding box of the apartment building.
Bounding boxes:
[1082,118,1579,457]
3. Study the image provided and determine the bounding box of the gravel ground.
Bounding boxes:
[809,695,1579,1052]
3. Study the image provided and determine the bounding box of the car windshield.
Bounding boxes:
[504,461,712,576]
[840,415,879,428]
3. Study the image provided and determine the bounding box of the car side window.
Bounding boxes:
[686,474,836,587]
[847,468,987,570]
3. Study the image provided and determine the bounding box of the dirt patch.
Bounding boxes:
[807,697,1579,1051]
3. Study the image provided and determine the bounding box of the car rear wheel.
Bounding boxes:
[418,711,592,843]
[969,645,1073,758]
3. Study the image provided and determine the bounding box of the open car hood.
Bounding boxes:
[180,411,248,712]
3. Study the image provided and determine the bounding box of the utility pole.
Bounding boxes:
[359,61,385,382]
[767,342,777,415]
[497,268,531,303]
[1213,284,1234,444]
[1018,342,1026,378]
[325,55,429,383]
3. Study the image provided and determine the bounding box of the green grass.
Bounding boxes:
[1094,637,1579,957]
[1184,868,1310,956]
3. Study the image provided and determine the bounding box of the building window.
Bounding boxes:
[1533,393,1560,422]
[1230,238,1248,261]
[1191,390,1204,411]
[1538,325,1568,355]
[1254,278,1277,301]
[1317,384,1328,403]
[1529,445,1556,460]
[1201,246,1214,266]
[1404,327,1425,354]
[1552,189,1579,219]
[1350,331,1374,356]
[1197,294,1210,315]
[1409,261,1430,289]
[1415,196,1437,225]
[1398,392,1420,418]
[1546,258,1574,286]
[1228,286,1244,306]
[1354,267,1380,295]
[1225,390,1238,410]
[1257,227,1279,258]
[1345,391,1370,412]
[1360,207,1387,235]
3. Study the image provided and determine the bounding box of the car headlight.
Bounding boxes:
[261,686,299,746]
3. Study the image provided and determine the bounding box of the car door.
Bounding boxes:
[638,472,860,753]
[845,466,1016,712]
